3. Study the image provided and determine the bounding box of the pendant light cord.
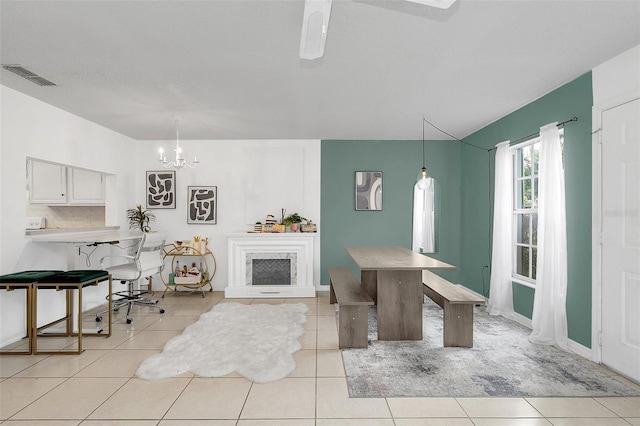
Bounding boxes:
[422,116,426,168]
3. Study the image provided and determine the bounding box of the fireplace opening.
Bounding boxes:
[252,259,291,285]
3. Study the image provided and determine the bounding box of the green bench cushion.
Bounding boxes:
[0,270,63,283]
[38,270,110,287]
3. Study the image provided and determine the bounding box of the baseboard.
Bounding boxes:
[457,284,595,359]
[503,310,533,329]
[567,339,593,360]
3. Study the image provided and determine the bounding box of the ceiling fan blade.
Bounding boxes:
[299,0,333,60]
[405,0,457,9]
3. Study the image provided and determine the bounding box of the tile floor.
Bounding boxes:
[1,291,639,425]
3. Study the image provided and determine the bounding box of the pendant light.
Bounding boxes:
[417,117,430,190]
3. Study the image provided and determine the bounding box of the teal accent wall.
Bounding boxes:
[459,72,594,347]
[320,72,593,348]
[321,140,461,286]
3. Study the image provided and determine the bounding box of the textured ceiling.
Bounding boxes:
[1,0,639,141]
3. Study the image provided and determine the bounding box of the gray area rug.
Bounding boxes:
[341,298,640,398]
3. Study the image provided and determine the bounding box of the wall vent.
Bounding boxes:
[2,65,56,86]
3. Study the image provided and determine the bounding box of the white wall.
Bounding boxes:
[593,44,640,106]
[0,85,138,346]
[0,85,322,347]
[135,138,321,292]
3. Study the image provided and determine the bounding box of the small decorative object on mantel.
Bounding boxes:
[301,220,317,233]
[282,212,308,232]
[265,214,277,225]
[254,222,262,232]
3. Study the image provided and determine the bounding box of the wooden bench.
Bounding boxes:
[329,267,374,349]
[422,270,485,348]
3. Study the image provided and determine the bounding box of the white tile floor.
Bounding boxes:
[1,291,639,425]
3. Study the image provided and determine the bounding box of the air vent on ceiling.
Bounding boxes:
[2,65,56,86]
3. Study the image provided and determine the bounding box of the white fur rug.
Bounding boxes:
[136,302,308,383]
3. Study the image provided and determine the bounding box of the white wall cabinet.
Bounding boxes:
[28,160,105,205]
[28,161,67,204]
[68,168,105,204]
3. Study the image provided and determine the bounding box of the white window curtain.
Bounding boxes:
[487,141,514,316]
[529,122,568,350]
[412,179,435,253]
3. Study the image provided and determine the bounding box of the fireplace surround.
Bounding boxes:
[226,233,316,298]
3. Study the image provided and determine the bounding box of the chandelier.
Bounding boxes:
[158,117,199,169]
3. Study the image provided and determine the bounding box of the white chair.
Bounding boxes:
[96,232,167,324]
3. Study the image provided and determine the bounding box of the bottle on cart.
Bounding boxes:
[175,260,181,277]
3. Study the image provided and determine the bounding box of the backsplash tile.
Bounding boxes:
[26,205,105,229]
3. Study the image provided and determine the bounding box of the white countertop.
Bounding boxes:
[27,228,144,244]
[25,226,120,236]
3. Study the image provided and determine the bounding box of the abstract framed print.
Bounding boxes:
[187,186,217,224]
[146,170,176,209]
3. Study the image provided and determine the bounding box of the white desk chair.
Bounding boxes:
[96,232,167,324]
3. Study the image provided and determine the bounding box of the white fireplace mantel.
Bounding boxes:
[226,233,317,298]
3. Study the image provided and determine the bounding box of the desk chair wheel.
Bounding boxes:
[95,315,102,322]
[160,308,165,314]
[126,318,133,324]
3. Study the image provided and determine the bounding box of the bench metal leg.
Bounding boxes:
[443,303,475,347]
[338,305,369,349]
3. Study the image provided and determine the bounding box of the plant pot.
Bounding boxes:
[289,223,299,232]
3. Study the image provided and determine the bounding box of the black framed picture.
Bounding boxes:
[187,186,217,224]
[146,170,176,209]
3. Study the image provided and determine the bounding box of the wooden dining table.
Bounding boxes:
[345,246,455,341]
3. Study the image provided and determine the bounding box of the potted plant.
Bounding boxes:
[126,204,155,232]
[282,212,307,232]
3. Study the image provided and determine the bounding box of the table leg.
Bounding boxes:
[376,269,423,340]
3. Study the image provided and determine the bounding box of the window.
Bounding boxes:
[513,139,539,284]
[512,130,563,285]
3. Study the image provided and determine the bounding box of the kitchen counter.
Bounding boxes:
[25,226,120,237]
[26,228,146,245]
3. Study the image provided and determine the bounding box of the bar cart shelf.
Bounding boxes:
[161,243,216,298]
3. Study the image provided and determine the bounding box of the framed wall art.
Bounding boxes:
[146,170,176,209]
[355,171,382,211]
[187,186,217,224]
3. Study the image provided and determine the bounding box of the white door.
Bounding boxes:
[601,97,640,382]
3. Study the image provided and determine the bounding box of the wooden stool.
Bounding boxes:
[33,270,112,355]
[0,270,62,355]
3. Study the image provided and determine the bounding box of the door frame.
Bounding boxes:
[591,93,640,365]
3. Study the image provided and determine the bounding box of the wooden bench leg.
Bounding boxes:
[329,280,337,304]
[443,303,475,348]
[338,305,369,349]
